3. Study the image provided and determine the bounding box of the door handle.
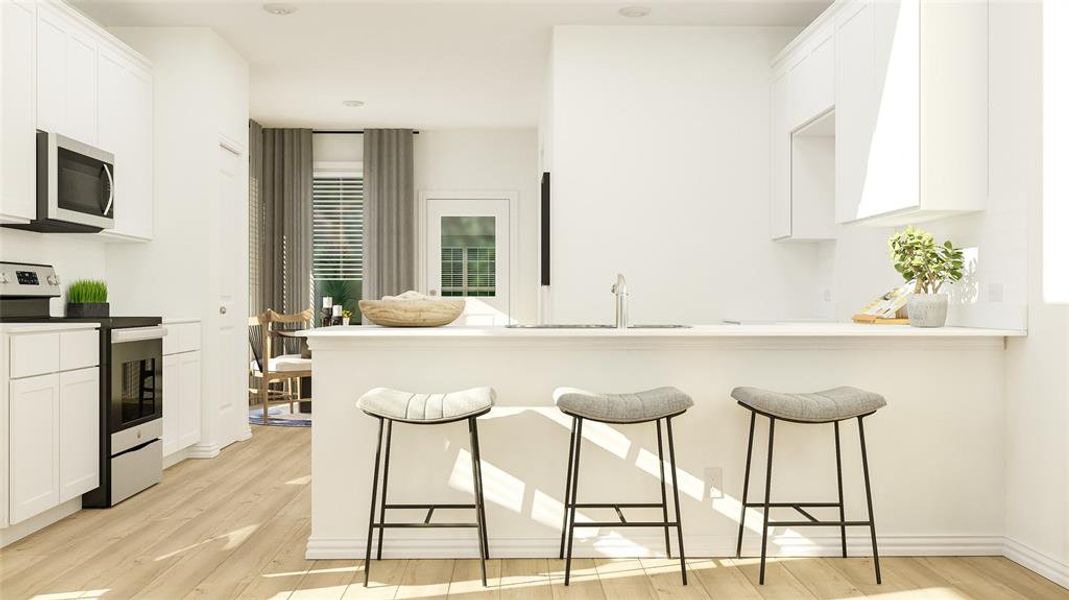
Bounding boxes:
[219,306,228,314]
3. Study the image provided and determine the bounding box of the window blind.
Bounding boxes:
[312,176,363,281]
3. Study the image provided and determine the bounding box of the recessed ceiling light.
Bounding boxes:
[618,5,651,18]
[342,100,365,108]
[263,3,297,16]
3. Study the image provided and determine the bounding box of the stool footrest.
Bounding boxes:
[569,502,668,525]
[375,522,479,529]
[378,503,481,528]
[573,521,680,528]
[768,520,873,527]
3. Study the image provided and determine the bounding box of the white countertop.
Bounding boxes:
[0,322,100,334]
[299,322,1026,339]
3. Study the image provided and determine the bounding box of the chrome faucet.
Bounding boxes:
[611,273,629,329]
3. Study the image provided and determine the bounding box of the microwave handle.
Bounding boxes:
[102,163,114,216]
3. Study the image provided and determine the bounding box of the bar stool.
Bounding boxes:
[555,386,694,585]
[357,386,495,587]
[732,386,886,585]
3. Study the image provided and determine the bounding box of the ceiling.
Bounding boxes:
[73,1,831,129]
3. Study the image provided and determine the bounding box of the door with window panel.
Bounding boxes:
[425,198,510,318]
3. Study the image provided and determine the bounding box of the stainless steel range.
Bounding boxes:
[0,261,166,506]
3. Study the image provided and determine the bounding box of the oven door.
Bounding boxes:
[109,327,165,434]
[41,131,115,230]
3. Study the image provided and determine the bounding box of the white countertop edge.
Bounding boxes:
[297,323,1027,339]
[163,318,201,325]
[0,322,100,334]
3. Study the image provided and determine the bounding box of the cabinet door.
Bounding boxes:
[9,374,60,524]
[178,352,201,449]
[35,6,66,133]
[769,71,791,240]
[59,367,99,501]
[99,52,154,241]
[1,0,37,223]
[64,27,98,144]
[788,34,835,130]
[834,1,875,223]
[162,354,179,455]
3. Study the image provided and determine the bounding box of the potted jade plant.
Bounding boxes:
[889,226,963,327]
[66,279,109,318]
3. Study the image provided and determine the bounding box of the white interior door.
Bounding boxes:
[210,142,249,447]
[423,196,512,320]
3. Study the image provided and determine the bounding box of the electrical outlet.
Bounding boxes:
[822,288,833,303]
[704,467,723,500]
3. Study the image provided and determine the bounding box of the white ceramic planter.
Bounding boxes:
[907,293,948,327]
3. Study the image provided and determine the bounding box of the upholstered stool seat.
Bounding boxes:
[357,387,495,424]
[554,386,694,424]
[731,386,886,423]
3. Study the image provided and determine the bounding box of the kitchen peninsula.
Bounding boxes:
[301,323,1024,560]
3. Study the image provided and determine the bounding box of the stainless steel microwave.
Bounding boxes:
[6,131,115,233]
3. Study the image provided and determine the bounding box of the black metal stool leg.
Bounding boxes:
[759,417,775,585]
[559,417,577,560]
[564,418,584,586]
[363,418,385,587]
[736,410,756,558]
[834,420,847,558]
[858,417,882,584]
[656,419,672,559]
[468,418,488,587]
[665,417,687,585]
[376,420,394,560]
[471,417,490,562]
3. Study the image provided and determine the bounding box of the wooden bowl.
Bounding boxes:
[358,292,465,327]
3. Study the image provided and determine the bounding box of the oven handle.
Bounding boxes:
[111,326,168,344]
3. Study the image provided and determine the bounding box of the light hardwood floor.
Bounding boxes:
[1,425,1066,600]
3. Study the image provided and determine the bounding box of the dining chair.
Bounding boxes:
[248,308,314,424]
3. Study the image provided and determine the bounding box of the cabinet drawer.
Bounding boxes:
[10,333,60,378]
[163,323,201,355]
[60,330,99,371]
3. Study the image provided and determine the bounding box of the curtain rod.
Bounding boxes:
[312,130,420,135]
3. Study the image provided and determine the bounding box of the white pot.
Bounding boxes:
[342,317,351,326]
[907,293,948,328]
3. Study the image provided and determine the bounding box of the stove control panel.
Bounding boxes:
[0,262,61,298]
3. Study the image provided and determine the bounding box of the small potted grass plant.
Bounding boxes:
[889,226,963,327]
[66,279,109,318]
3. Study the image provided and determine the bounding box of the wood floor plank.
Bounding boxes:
[780,557,865,599]
[689,558,762,600]
[448,559,502,599]
[732,557,819,600]
[547,558,605,600]
[342,558,409,600]
[234,518,317,600]
[959,557,1069,600]
[394,559,454,600]
[593,559,657,600]
[640,558,710,600]
[499,559,553,600]
[915,556,1037,600]
[289,560,363,600]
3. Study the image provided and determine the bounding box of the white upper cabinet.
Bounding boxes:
[769,71,791,240]
[0,0,37,224]
[835,0,987,225]
[772,0,989,232]
[30,1,156,241]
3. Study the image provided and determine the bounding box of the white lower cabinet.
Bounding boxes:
[59,368,100,502]
[162,323,202,459]
[9,374,60,524]
[4,329,101,528]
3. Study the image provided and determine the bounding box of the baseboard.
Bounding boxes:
[187,442,221,459]
[0,498,81,548]
[305,532,1006,561]
[163,446,194,469]
[1003,537,1069,590]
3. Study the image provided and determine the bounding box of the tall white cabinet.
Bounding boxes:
[0,0,155,239]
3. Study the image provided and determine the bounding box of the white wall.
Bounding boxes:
[545,26,824,325]
[0,231,107,315]
[414,129,539,323]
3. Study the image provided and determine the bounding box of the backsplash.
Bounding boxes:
[0,229,108,316]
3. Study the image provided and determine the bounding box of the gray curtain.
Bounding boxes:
[363,129,415,300]
[249,122,313,315]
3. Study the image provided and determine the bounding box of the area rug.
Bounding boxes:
[248,405,311,427]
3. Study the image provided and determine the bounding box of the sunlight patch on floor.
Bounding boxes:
[31,591,109,600]
[154,523,260,560]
